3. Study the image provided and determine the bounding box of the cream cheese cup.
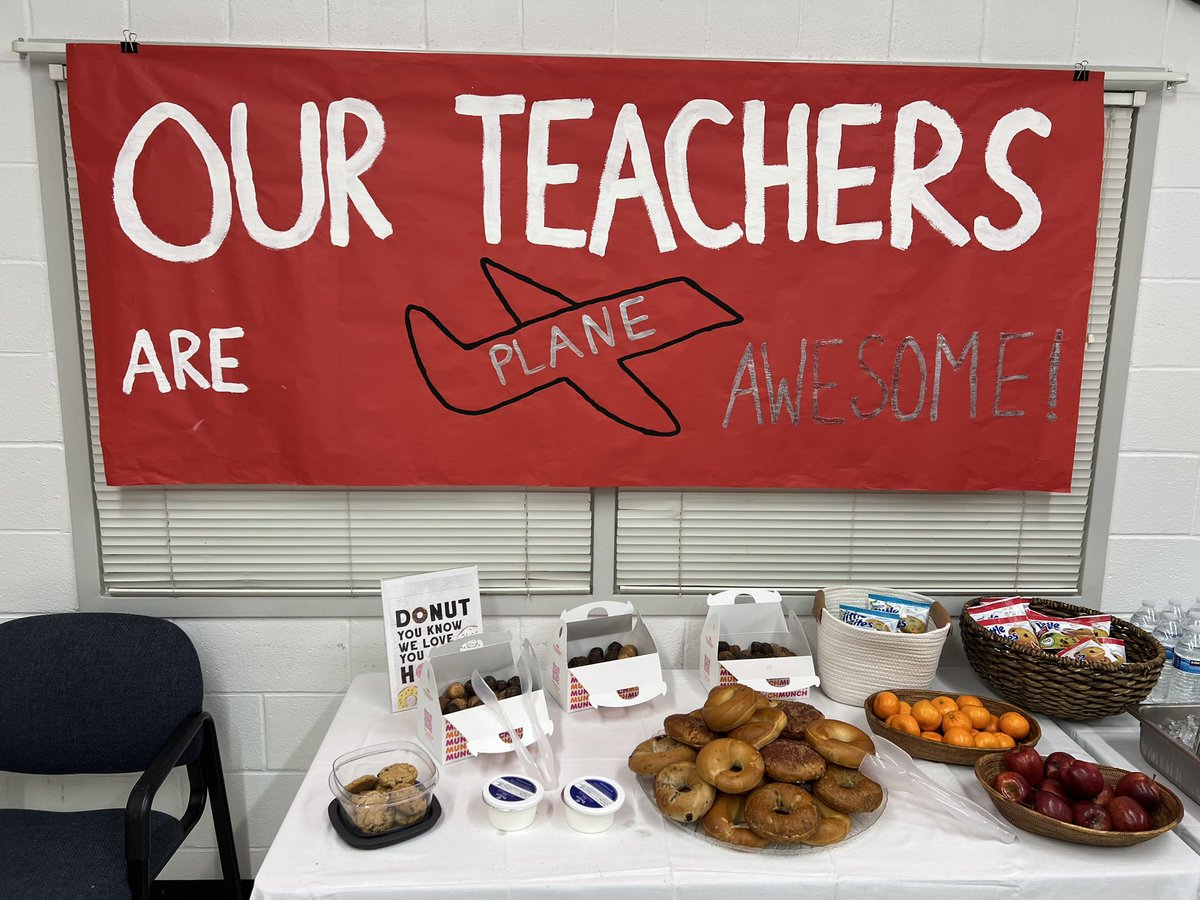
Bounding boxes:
[483,774,544,832]
[561,776,625,833]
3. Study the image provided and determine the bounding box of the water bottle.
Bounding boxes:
[1129,599,1158,633]
[1147,609,1182,703]
[1168,621,1200,703]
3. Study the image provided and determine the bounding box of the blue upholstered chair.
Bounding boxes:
[0,613,243,899]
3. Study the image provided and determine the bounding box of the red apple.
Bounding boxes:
[1036,778,1069,801]
[1072,800,1114,831]
[1115,772,1162,813]
[1109,795,1153,832]
[1062,760,1106,800]
[1093,784,1115,807]
[1003,746,1044,786]
[994,771,1032,804]
[1043,751,1075,781]
[1034,790,1074,823]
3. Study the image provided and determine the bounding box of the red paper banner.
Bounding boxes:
[66,45,1104,490]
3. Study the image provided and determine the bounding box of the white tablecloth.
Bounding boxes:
[251,671,1200,900]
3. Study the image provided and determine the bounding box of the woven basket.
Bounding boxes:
[975,753,1184,846]
[959,598,1164,721]
[862,689,1041,766]
[813,587,952,705]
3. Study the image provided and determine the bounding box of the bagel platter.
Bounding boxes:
[628,684,887,853]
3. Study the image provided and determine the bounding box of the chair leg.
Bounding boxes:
[201,715,245,900]
[128,857,151,900]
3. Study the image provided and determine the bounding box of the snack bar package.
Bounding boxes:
[976,613,1039,647]
[838,605,901,633]
[1027,610,1098,651]
[1098,636,1127,663]
[867,593,933,634]
[1056,639,1116,665]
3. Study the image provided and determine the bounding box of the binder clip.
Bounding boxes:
[120,30,139,54]
[1073,60,1089,82]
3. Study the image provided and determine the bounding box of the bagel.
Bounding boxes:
[775,699,825,741]
[813,762,884,814]
[696,738,766,794]
[628,734,698,776]
[727,706,788,749]
[801,797,853,846]
[743,782,820,843]
[805,718,875,768]
[653,761,717,823]
[664,713,717,749]
[760,738,826,783]
[701,792,770,849]
[700,684,758,732]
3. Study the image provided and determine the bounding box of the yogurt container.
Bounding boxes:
[482,774,544,831]
[561,775,625,833]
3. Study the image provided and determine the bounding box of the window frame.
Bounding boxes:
[25,50,1166,618]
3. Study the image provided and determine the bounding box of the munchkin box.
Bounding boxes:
[417,631,554,766]
[548,601,667,712]
[698,588,819,698]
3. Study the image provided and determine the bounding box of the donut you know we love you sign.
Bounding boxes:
[382,567,483,713]
[66,44,1104,491]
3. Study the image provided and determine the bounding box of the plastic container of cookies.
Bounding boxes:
[329,740,439,836]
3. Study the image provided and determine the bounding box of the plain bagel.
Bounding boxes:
[628,734,698,776]
[700,684,758,732]
[805,718,876,768]
[696,738,766,794]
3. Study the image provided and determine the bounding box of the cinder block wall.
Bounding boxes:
[1,0,1197,878]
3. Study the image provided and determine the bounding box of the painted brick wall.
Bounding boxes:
[1,0,1197,879]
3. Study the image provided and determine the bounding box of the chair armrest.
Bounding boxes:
[125,711,207,863]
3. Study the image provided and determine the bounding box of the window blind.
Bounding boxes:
[615,106,1133,596]
[58,81,593,597]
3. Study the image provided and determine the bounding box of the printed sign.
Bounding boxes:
[382,566,482,712]
[66,44,1105,490]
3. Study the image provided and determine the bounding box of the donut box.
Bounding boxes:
[417,631,555,766]
[698,589,819,698]
[548,600,667,713]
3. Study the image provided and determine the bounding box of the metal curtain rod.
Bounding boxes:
[8,37,1190,86]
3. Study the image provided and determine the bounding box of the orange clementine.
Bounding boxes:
[999,712,1030,740]
[956,694,984,709]
[920,731,943,742]
[993,733,1017,749]
[931,696,959,714]
[985,714,1001,733]
[873,691,900,719]
[898,701,913,717]
[942,709,974,732]
[973,731,1001,749]
[943,726,974,747]
[965,704,992,730]
[911,699,942,731]
[889,713,921,736]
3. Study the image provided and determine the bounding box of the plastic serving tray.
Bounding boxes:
[1130,703,1200,806]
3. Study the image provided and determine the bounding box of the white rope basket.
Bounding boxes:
[813,586,953,705]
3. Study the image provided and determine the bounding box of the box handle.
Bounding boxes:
[707,588,782,608]
[565,600,634,620]
[587,682,667,708]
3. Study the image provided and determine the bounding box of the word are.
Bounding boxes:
[456,95,1051,256]
[114,99,393,262]
[122,326,247,394]
[723,329,1064,426]
[489,295,654,384]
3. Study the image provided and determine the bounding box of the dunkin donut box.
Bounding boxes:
[548,600,667,713]
[417,631,554,766]
[698,589,819,698]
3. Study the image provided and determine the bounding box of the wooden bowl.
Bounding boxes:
[863,689,1041,766]
[975,753,1184,846]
